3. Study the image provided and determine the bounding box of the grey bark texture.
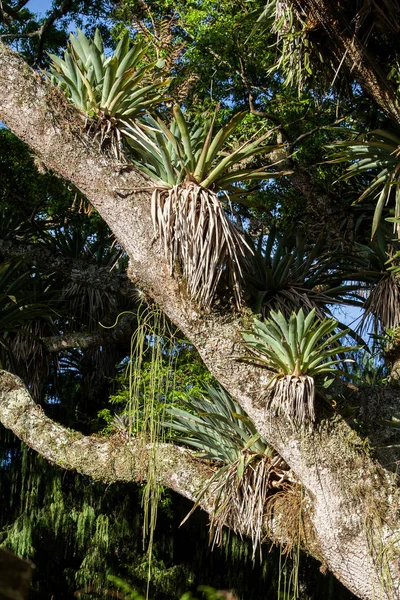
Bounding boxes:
[0,548,32,600]
[0,42,400,600]
[289,0,400,124]
[0,370,214,506]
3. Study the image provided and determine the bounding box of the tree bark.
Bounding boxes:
[0,370,215,506]
[289,0,400,124]
[0,42,400,600]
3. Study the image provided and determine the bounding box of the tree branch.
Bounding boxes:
[0,238,136,300]
[0,369,303,551]
[289,0,400,124]
[0,41,400,599]
[0,370,214,506]
[41,313,138,352]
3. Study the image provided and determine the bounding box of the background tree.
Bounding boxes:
[1,1,400,600]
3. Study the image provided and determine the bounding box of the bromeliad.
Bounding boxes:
[48,29,169,158]
[127,106,282,307]
[241,308,362,425]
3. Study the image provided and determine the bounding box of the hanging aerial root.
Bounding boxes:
[208,453,290,559]
[151,183,251,307]
[362,273,400,332]
[265,375,316,426]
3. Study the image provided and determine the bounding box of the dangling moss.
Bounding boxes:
[122,302,179,596]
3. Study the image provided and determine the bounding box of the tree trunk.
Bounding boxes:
[0,548,32,600]
[0,42,400,600]
[289,0,400,124]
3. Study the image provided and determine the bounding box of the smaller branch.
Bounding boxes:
[42,313,137,352]
[15,0,29,10]
[0,370,307,556]
[0,370,214,507]
[0,31,39,39]
[0,238,136,300]
[0,0,72,62]
[287,116,347,149]
[238,56,284,129]
[35,0,73,63]
[0,0,24,22]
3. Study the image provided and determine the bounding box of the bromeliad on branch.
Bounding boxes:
[164,384,291,555]
[48,29,170,158]
[241,309,362,426]
[126,106,282,307]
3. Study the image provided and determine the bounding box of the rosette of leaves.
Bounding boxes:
[327,129,400,238]
[126,106,281,307]
[353,236,400,333]
[243,226,363,318]
[165,385,290,554]
[241,309,361,425]
[48,29,169,158]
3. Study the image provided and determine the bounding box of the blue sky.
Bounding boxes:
[27,0,53,17]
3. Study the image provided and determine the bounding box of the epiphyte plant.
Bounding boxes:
[127,106,281,307]
[48,29,169,158]
[241,308,361,425]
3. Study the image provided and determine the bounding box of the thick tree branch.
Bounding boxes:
[0,370,214,506]
[0,42,400,599]
[0,370,312,554]
[289,0,400,124]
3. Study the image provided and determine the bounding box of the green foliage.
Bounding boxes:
[105,577,228,600]
[106,322,213,433]
[166,385,288,556]
[126,106,281,307]
[241,309,361,424]
[344,349,388,387]
[243,227,363,318]
[165,384,272,462]
[48,29,169,156]
[327,129,400,238]
[128,106,281,191]
[258,0,324,94]
[0,259,53,338]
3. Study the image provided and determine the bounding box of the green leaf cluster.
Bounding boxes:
[48,29,169,153]
[241,308,361,380]
[127,105,281,191]
[165,384,272,463]
[327,129,400,238]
